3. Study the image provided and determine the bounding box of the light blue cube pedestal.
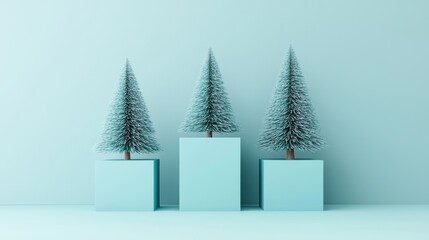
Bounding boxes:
[95,159,159,211]
[260,159,324,211]
[180,138,240,211]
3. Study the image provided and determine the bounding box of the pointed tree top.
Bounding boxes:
[288,46,298,63]
[125,58,132,69]
[207,48,215,62]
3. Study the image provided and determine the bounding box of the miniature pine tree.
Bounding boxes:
[259,46,324,160]
[181,48,238,137]
[98,59,160,160]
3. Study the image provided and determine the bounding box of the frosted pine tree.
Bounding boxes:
[259,47,324,160]
[181,48,238,137]
[98,59,160,160]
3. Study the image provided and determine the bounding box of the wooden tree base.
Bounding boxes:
[124,151,131,160]
[286,149,294,160]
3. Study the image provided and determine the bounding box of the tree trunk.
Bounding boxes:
[124,151,131,160]
[207,131,213,138]
[286,149,294,160]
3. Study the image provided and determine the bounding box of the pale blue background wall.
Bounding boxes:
[0,0,428,205]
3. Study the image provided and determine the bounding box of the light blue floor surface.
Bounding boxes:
[1,205,428,240]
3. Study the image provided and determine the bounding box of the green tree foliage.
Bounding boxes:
[98,60,160,156]
[181,49,238,135]
[259,47,324,153]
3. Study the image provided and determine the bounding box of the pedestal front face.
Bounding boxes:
[95,159,159,211]
[180,138,241,211]
[260,159,324,211]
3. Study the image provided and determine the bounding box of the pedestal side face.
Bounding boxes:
[260,159,323,211]
[180,138,241,211]
[95,159,159,211]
